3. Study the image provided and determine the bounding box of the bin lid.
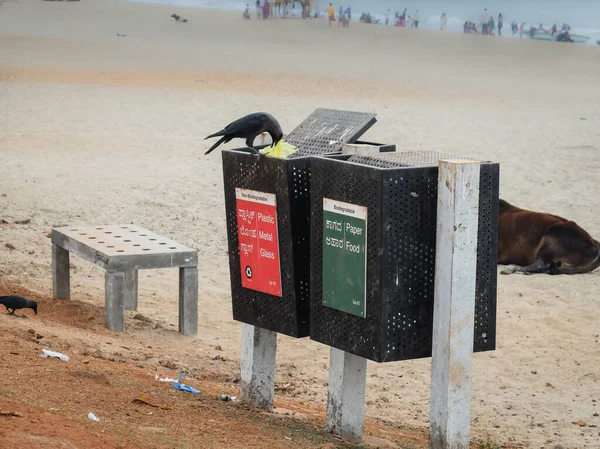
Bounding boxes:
[347,150,483,168]
[285,108,377,158]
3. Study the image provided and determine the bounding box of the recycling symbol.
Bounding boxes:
[245,266,253,279]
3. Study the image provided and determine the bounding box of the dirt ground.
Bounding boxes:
[0,279,462,449]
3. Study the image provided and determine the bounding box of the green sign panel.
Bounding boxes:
[322,198,368,318]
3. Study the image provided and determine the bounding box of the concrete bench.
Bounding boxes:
[51,225,198,335]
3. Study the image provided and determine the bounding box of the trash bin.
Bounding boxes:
[309,151,499,361]
[222,108,389,337]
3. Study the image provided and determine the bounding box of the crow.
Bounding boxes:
[171,13,187,22]
[204,112,283,155]
[0,295,38,316]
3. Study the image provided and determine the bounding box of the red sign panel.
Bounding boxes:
[235,188,282,297]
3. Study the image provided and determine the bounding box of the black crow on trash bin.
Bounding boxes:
[204,112,283,155]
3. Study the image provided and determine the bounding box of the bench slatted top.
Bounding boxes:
[52,225,198,271]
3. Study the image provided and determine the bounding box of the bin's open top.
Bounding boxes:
[346,150,485,168]
[285,108,377,158]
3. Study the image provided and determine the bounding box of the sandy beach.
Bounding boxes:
[1,1,599,448]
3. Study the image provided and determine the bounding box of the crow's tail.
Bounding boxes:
[0,295,17,306]
[0,295,24,301]
[204,129,226,140]
[205,136,227,155]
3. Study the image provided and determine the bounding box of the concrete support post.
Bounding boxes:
[52,243,70,300]
[239,323,277,410]
[326,347,368,442]
[105,270,125,332]
[178,266,198,336]
[430,160,481,449]
[124,269,138,311]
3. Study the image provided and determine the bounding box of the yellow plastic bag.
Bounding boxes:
[262,139,298,159]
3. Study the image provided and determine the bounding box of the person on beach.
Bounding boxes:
[519,22,525,38]
[440,12,447,30]
[339,5,342,18]
[399,8,406,27]
[511,19,518,36]
[256,0,262,19]
[498,13,503,35]
[274,0,281,17]
[327,3,335,27]
[339,11,349,27]
[411,10,419,28]
[397,13,404,26]
[262,0,270,19]
[556,30,574,43]
[481,8,489,35]
[385,9,390,26]
[489,16,495,35]
[345,6,351,19]
[243,3,251,19]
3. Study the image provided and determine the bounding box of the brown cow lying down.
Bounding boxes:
[499,199,600,275]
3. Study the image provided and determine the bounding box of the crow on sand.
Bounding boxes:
[204,112,283,155]
[171,13,188,22]
[0,295,38,316]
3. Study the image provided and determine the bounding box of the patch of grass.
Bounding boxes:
[0,388,17,399]
[146,433,191,449]
[114,428,138,441]
[281,418,332,445]
[396,443,419,449]
[242,411,263,425]
[478,440,501,449]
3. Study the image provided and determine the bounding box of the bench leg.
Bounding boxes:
[124,269,139,311]
[52,244,70,300]
[179,266,198,336]
[105,270,125,332]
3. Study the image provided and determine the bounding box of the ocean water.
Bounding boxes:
[125,0,600,44]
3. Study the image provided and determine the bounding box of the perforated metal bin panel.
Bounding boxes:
[222,150,312,337]
[286,108,377,157]
[347,150,470,167]
[310,153,499,362]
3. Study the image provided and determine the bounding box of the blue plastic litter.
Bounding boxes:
[173,372,201,395]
